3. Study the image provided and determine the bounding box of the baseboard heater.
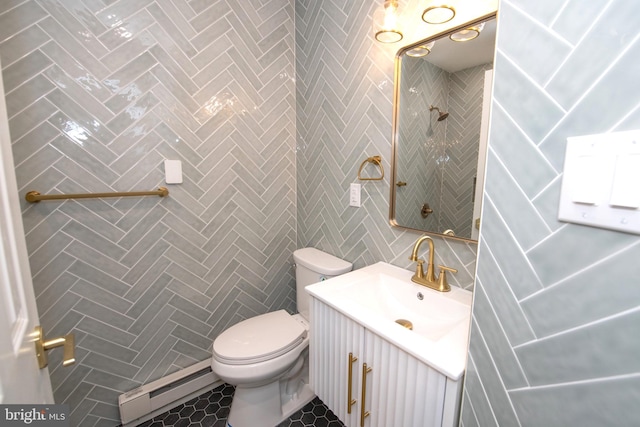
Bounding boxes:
[118,359,222,426]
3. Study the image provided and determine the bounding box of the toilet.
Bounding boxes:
[211,247,352,427]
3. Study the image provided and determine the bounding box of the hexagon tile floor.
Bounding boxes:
[135,383,345,427]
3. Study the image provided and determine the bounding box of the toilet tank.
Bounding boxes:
[293,248,352,319]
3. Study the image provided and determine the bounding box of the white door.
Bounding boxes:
[0,58,54,403]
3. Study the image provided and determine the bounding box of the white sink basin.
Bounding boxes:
[305,262,472,379]
[350,271,470,341]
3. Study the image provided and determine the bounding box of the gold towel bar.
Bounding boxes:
[357,156,384,181]
[25,187,169,203]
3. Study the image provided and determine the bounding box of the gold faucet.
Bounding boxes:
[409,236,457,292]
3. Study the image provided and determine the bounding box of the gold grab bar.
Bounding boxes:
[360,363,372,427]
[348,352,358,414]
[357,156,384,181]
[25,187,169,203]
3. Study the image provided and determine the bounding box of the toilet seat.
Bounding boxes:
[213,310,307,365]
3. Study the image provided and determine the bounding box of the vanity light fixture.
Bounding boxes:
[406,41,435,57]
[450,22,485,42]
[374,0,403,43]
[422,5,455,24]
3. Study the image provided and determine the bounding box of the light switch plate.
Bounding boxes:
[164,160,183,184]
[559,130,640,234]
[350,183,361,207]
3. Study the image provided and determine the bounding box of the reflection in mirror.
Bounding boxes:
[390,15,497,242]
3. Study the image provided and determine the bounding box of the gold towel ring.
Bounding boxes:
[357,156,384,181]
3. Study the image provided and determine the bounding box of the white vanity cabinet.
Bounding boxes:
[309,297,463,427]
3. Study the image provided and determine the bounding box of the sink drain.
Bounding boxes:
[395,319,413,330]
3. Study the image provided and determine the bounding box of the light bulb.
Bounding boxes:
[374,1,403,43]
[406,41,435,57]
[383,3,398,30]
[450,22,485,42]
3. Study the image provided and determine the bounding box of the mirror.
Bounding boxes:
[389,14,497,242]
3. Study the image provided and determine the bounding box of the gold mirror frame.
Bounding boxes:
[389,12,497,243]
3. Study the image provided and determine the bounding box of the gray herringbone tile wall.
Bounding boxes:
[1,0,296,425]
[294,0,478,288]
[396,58,490,235]
[461,0,640,426]
[3,0,489,425]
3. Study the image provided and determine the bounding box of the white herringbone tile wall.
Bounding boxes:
[462,0,640,426]
[1,1,296,425]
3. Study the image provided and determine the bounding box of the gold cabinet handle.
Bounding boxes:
[360,363,372,427]
[35,326,76,369]
[348,352,358,413]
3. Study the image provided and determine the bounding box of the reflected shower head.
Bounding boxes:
[429,105,449,121]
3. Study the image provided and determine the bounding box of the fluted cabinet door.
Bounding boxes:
[309,297,365,427]
[364,331,448,427]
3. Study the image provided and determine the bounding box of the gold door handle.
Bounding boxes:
[348,352,358,413]
[360,363,372,427]
[35,326,75,369]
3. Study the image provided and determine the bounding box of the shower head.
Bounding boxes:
[429,105,449,121]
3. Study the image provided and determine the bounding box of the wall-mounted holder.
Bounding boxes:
[357,156,384,181]
[421,203,433,218]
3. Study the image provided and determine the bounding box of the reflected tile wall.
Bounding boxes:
[395,60,490,237]
[1,0,296,425]
[462,0,640,426]
[396,58,447,231]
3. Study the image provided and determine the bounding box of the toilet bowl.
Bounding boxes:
[211,310,309,386]
[210,248,352,427]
